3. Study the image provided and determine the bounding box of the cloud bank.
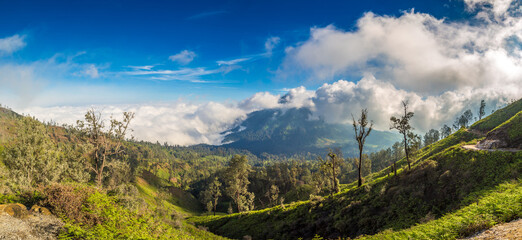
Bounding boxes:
[281,0,522,95]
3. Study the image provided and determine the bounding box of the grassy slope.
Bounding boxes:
[471,98,522,132]
[0,107,224,239]
[136,170,202,216]
[191,101,522,240]
[361,180,521,239]
[489,111,522,144]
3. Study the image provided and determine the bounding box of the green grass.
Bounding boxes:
[135,176,201,217]
[360,180,522,240]
[490,111,522,142]
[58,188,227,240]
[471,98,522,132]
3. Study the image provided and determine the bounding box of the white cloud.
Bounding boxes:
[19,97,268,146]
[265,36,281,55]
[19,76,518,146]
[123,66,227,82]
[464,0,517,19]
[127,65,155,70]
[81,64,99,78]
[281,6,522,95]
[311,76,516,133]
[169,50,197,65]
[217,57,251,66]
[0,34,26,55]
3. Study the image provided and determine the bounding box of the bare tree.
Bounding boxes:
[390,101,414,170]
[352,108,373,187]
[76,109,135,187]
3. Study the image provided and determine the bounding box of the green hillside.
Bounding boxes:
[0,106,229,239]
[191,101,522,239]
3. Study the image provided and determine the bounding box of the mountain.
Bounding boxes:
[191,99,522,239]
[221,107,400,156]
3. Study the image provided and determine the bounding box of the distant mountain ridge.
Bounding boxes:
[221,107,400,156]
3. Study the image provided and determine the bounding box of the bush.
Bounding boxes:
[40,184,101,226]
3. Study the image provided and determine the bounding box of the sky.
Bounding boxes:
[0,0,521,145]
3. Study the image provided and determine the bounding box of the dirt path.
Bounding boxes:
[462,145,520,152]
[462,218,522,240]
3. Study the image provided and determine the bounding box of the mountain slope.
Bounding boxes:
[222,108,400,156]
[191,100,522,239]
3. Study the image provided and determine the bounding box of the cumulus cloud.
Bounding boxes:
[310,76,516,132]
[464,0,518,19]
[0,34,26,55]
[281,3,522,95]
[169,50,197,65]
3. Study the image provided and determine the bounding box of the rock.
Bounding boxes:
[476,139,507,149]
[0,203,29,219]
[30,205,52,216]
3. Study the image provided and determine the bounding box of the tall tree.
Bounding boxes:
[440,124,452,139]
[453,109,474,129]
[76,109,135,187]
[391,141,403,176]
[352,108,373,187]
[423,129,440,147]
[479,100,486,120]
[202,177,222,216]
[390,101,415,170]
[407,132,422,155]
[224,155,254,213]
[266,184,280,207]
[319,149,343,193]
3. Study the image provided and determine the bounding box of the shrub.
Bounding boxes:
[40,184,101,226]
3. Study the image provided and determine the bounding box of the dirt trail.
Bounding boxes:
[461,145,520,152]
[462,218,522,240]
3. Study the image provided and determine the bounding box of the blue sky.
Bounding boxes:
[0,0,520,145]
[0,0,470,105]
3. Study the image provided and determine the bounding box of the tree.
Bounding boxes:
[352,108,373,187]
[76,109,135,187]
[407,132,422,155]
[423,129,440,147]
[3,117,62,190]
[202,177,222,216]
[224,155,254,213]
[453,109,473,129]
[390,101,415,170]
[479,100,486,120]
[318,149,343,193]
[440,124,452,139]
[391,141,403,176]
[266,184,280,207]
